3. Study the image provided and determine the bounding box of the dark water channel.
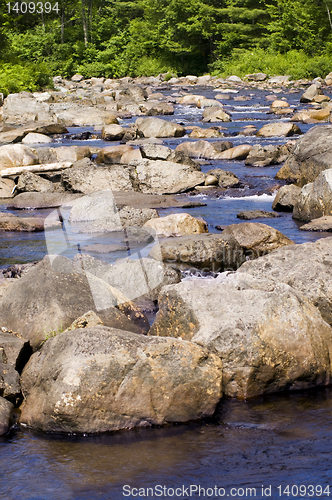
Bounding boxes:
[2,84,332,499]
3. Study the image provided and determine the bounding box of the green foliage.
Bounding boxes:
[211,48,332,80]
[0,62,53,96]
[2,0,332,87]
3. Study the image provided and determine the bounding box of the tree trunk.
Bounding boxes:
[88,0,93,43]
[61,4,65,44]
[81,0,88,46]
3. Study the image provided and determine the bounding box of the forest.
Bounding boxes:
[1,0,332,94]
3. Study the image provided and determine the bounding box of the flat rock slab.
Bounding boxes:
[300,216,332,232]
[237,210,280,220]
[6,192,82,209]
[112,191,207,210]
[20,326,222,433]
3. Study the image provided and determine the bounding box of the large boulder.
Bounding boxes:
[132,159,205,194]
[206,169,241,188]
[0,397,14,435]
[19,326,222,433]
[222,223,294,258]
[7,192,81,209]
[149,272,332,398]
[149,233,245,272]
[217,144,252,160]
[272,185,302,212]
[256,123,301,138]
[292,169,332,221]
[144,213,208,237]
[0,178,15,198]
[21,133,53,145]
[135,117,185,138]
[96,145,135,164]
[0,213,54,232]
[0,144,38,172]
[55,106,118,127]
[275,125,332,186]
[0,255,151,349]
[61,166,134,194]
[238,237,332,326]
[3,93,55,124]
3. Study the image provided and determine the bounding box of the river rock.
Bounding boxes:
[0,255,152,349]
[300,84,323,103]
[0,144,39,172]
[178,94,205,105]
[96,145,135,164]
[237,210,280,220]
[19,326,222,433]
[140,144,171,160]
[206,169,240,188]
[238,236,332,326]
[245,143,292,167]
[149,272,332,398]
[17,171,55,193]
[0,332,32,403]
[119,206,159,227]
[201,107,231,122]
[144,213,208,237]
[222,222,294,258]
[142,101,174,116]
[0,397,14,435]
[135,117,185,138]
[55,106,118,127]
[101,124,126,141]
[3,93,56,125]
[132,159,205,194]
[61,165,134,194]
[300,216,332,232]
[217,144,252,160]
[272,185,302,211]
[0,178,15,198]
[256,123,302,138]
[175,140,231,159]
[245,73,267,81]
[188,127,224,139]
[149,233,245,272]
[21,133,53,144]
[275,125,332,186]
[7,192,81,209]
[292,169,332,221]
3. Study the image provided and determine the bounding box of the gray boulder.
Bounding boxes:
[150,272,332,398]
[245,143,292,167]
[292,169,332,221]
[175,140,232,160]
[237,210,280,220]
[7,192,81,209]
[19,326,222,433]
[0,144,38,172]
[222,222,294,258]
[0,397,14,435]
[0,255,150,349]
[149,233,245,272]
[276,125,332,186]
[272,185,301,212]
[300,216,332,232]
[238,236,332,326]
[133,159,205,194]
[136,117,185,138]
[61,165,134,194]
[17,171,55,194]
[3,93,56,124]
[206,169,241,188]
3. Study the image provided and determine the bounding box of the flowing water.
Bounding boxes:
[1,84,332,499]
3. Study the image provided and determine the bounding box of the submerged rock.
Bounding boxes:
[19,326,222,433]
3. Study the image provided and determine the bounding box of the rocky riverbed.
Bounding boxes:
[1,71,332,498]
